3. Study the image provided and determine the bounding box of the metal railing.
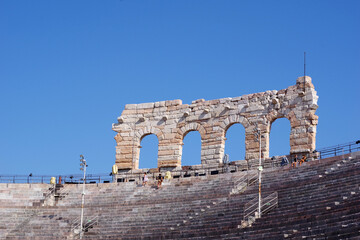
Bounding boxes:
[1,140,358,184]
[43,185,56,199]
[230,171,258,195]
[0,174,113,184]
[317,140,360,159]
[243,191,278,222]
[0,163,241,184]
[71,215,99,238]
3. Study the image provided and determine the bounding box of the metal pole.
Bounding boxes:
[258,129,262,218]
[304,51,306,77]
[79,156,87,239]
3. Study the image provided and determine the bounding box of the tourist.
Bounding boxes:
[164,171,172,180]
[157,173,163,188]
[299,155,307,166]
[142,172,148,186]
[291,155,298,167]
[280,156,289,166]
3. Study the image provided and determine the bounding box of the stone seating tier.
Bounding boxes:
[0,152,359,239]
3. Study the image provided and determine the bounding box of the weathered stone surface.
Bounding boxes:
[113,76,318,170]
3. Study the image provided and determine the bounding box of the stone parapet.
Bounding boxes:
[112,76,318,170]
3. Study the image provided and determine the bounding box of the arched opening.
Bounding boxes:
[139,134,159,169]
[181,131,202,166]
[269,118,291,157]
[224,123,246,162]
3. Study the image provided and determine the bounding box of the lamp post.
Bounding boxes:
[79,155,87,239]
[27,173,32,183]
[254,125,263,218]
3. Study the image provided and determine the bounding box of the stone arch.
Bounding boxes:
[177,122,206,140]
[182,131,202,166]
[220,115,249,134]
[135,126,164,142]
[266,110,292,133]
[138,134,159,169]
[176,122,206,166]
[217,115,249,162]
[132,127,164,169]
[224,122,247,162]
[268,116,291,157]
[266,109,313,157]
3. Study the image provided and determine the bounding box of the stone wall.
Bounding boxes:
[112,76,319,170]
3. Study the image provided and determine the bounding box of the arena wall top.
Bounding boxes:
[112,76,319,170]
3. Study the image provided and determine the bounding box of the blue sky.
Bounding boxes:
[0,0,359,175]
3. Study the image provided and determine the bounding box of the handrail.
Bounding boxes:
[0,164,238,184]
[244,192,278,222]
[72,215,99,236]
[230,171,258,195]
[0,174,113,184]
[43,185,56,200]
[317,140,360,159]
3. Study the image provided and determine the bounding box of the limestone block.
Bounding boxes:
[231,96,242,101]
[153,107,167,113]
[199,113,211,120]
[165,99,182,106]
[192,99,205,104]
[158,155,179,161]
[309,104,318,110]
[119,132,131,137]
[247,104,265,112]
[219,97,232,104]
[120,147,132,154]
[290,147,311,154]
[158,150,175,156]
[112,124,121,132]
[296,76,312,84]
[304,92,316,101]
[307,126,316,133]
[154,101,166,108]
[185,115,198,121]
[125,104,137,110]
[201,149,216,155]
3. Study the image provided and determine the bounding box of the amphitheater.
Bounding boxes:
[1,76,360,239]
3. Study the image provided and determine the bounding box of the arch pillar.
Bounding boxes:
[244,122,269,161]
[288,111,318,156]
[200,132,225,165]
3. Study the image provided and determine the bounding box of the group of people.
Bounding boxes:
[291,154,307,167]
[281,154,307,167]
[142,172,171,188]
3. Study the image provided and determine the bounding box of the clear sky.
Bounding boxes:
[0,0,359,176]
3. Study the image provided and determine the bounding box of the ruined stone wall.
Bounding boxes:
[112,76,319,170]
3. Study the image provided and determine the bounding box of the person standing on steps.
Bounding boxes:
[157,173,163,189]
[291,155,299,167]
[281,156,289,166]
[299,155,307,166]
[142,172,148,186]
